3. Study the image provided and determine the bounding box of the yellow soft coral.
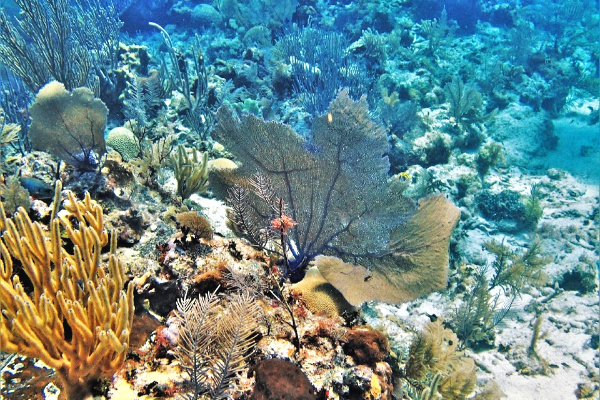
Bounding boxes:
[0,182,133,399]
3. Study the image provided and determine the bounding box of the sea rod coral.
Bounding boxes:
[0,182,134,399]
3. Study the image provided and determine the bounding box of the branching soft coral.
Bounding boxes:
[0,182,133,399]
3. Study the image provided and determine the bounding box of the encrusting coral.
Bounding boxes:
[0,181,134,400]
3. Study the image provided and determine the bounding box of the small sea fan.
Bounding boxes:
[28,81,108,171]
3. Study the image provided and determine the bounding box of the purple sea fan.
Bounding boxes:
[213,90,415,282]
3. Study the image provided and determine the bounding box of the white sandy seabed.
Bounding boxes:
[365,112,599,400]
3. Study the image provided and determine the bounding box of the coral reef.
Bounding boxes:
[0,0,597,398]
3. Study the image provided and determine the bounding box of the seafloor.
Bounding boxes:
[0,0,598,399]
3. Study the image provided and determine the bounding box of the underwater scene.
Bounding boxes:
[0,0,598,399]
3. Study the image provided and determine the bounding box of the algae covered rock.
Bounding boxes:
[475,189,526,232]
[250,359,316,400]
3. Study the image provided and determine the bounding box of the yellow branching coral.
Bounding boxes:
[0,183,133,400]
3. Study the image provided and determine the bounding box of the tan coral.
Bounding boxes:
[28,81,108,168]
[316,194,461,306]
[175,211,214,239]
[207,157,239,200]
[290,267,355,318]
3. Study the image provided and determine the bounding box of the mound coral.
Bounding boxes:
[106,126,140,161]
